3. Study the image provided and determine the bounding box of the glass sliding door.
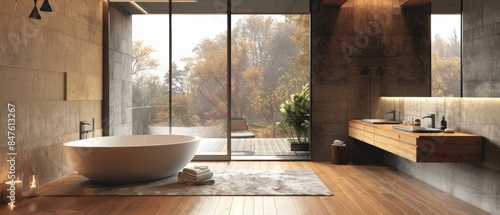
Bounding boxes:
[230,14,310,159]
[172,2,230,160]
[126,1,230,160]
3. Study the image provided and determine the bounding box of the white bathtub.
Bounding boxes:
[63,135,200,183]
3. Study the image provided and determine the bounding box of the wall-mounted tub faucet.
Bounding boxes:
[385,110,396,121]
[79,118,95,139]
[422,114,436,128]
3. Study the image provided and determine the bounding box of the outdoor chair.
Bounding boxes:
[230,118,255,138]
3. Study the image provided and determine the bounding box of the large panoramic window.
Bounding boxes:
[431,14,461,97]
[230,14,310,158]
[111,0,310,160]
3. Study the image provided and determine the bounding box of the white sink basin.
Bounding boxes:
[392,125,442,133]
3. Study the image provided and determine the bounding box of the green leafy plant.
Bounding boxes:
[276,84,310,144]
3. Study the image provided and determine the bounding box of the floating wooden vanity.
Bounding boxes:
[348,120,483,163]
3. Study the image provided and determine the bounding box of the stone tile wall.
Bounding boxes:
[381,97,500,214]
[107,6,133,136]
[0,0,103,185]
[377,1,500,213]
[310,0,430,161]
[462,0,500,97]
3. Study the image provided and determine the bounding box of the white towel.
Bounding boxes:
[178,171,215,185]
[183,165,210,175]
[184,172,213,183]
[187,179,215,186]
[177,172,186,184]
[333,140,344,146]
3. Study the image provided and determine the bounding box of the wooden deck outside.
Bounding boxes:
[197,138,308,156]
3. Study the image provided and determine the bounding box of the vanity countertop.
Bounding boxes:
[350,120,479,137]
[348,120,483,163]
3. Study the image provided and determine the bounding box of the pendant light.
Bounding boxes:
[40,0,53,12]
[29,0,41,19]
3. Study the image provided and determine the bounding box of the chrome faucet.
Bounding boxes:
[79,118,95,139]
[385,110,396,121]
[422,114,436,128]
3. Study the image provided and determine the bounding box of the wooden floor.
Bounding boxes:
[0,162,488,215]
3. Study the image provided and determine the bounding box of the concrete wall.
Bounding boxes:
[380,97,500,214]
[462,0,500,97]
[0,0,103,185]
[377,1,500,213]
[106,6,133,136]
[310,0,431,161]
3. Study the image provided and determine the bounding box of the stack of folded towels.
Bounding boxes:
[178,165,215,185]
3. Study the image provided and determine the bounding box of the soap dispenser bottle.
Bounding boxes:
[440,115,447,130]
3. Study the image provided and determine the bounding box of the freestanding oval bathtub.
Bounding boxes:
[63,135,200,183]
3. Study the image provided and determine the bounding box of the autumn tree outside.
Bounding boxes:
[132,15,309,138]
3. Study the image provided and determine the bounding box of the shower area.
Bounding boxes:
[104,0,310,160]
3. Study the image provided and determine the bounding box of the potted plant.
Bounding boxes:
[276,84,310,151]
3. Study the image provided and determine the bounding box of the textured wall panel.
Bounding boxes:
[66,72,103,101]
[107,6,133,136]
[0,0,103,185]
[310,0,430,161]
[462,0,500,97]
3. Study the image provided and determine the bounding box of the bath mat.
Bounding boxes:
[45,170,332,196]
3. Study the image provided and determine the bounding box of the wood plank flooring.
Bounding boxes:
[0,162,489,215]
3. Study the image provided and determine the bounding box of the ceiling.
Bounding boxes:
[430,0,461,14]
[398,0,461,14]
[109,0,460,15]
[109,0,310,14]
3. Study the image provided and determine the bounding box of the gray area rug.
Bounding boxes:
[45,170,332,196]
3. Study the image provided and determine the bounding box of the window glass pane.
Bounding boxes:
[132,15,170,135]
[120,1,310,159]
[172,14,229,156]
[431,15,461,97]
[230,14,310,157]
